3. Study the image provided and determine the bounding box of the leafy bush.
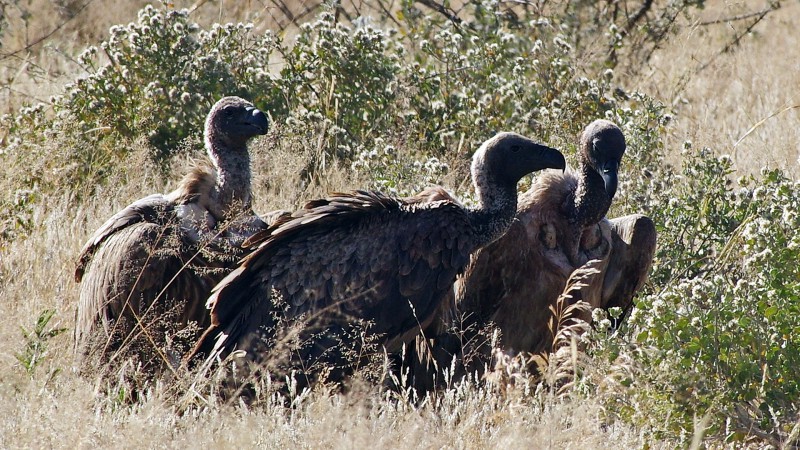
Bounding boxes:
[1,1,663,233]
[56,6,286,156]
[589,149,800,442]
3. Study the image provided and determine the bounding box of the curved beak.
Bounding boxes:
[599,159,619,198]
[535,145,566,172]
[245,106,269,135]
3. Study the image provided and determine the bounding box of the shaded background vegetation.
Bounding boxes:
[1,0,799,447]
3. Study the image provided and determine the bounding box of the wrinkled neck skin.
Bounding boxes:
[206,132,253,220]
[560,160,613,266]
[468,177,519,249]
[568,160,611,227]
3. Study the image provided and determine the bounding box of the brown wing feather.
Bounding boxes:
[75,194,171,282]
[73,216,216,367]
[189,191,474,375]
[600,214,657,322]
[74,194,265,370]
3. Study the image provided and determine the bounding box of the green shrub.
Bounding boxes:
[58,6,286,157]
[1,1,662,229]
[593,149,800,442]
[15,309,67,377]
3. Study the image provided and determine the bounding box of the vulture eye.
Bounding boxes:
[510,145,521,153]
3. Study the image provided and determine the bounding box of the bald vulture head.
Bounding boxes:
[579,119,626,200]
[204,96,269,154]
[473,131,566,189]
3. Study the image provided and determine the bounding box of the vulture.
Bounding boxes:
[407,120,656,390]
[74,96,273,373]
[186,132,566,388]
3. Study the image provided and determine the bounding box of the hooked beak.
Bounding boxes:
[536,145,566,172]
[599,159,619,198]
[245,106,269,135]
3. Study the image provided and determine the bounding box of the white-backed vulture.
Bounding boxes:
[406,120,656,390]
[74,96,272,372]
[186,132,566,387]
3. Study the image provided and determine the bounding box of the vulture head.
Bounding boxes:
[580,119,626,199]
[472,132,566,194]
[469,132,565,247]
[204,96,269,151]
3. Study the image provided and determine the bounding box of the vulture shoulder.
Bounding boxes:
[75,194,172,282]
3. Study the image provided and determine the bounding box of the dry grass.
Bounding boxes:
[634,0,800,177]
[0,372,645,449]
[0,136,654,448]
[1,0,795,447]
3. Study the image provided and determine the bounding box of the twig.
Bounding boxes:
[672,4,779,98]
[694,5,775,75]
[734,104,800,149]
[624,0,654,35]
[698,6,776,26]
[0,84,52,105]
[373,0,402,29]
[294,0,325,24]
[415,0,463,27]
[268,0,299,31]
[188,0,211,14]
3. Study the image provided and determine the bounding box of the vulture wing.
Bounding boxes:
[75,194,171,282]
[600,214,656,326]
[190,190,474,370]
[73,209,218,365]
[73,195,247,367]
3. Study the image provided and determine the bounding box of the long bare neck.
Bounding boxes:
[468,178,519,249]
[207,135,252,219]
[568,159,611,226]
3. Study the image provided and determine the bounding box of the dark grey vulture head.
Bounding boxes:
[472,131,566,191]
[580,120,626,199]
[204,96,269,150]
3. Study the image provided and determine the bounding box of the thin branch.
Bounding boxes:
[415,0,463,26]
[694,5,775,74]
[698,6,776,26]
[268,0,299,31]
[671,4,779,98]
[623,0,654,35]
[293,1,326,28]
[373,0,402,29]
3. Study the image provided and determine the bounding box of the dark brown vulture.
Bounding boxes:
[74,96,272,373]
[186,132,566,388]
[407,120,656,390]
